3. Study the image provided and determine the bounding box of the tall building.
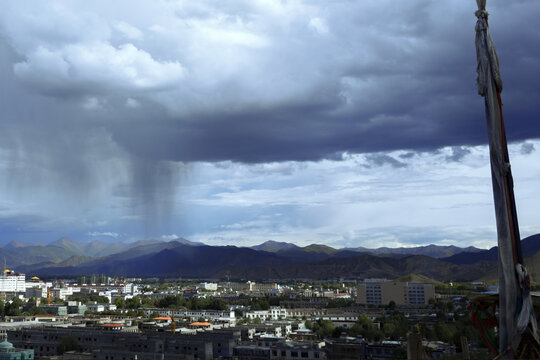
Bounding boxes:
[0,270,26,293]
[357,280,434,306]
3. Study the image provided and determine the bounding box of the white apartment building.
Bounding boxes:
[199,282,218,291]
[0,271,26,292]
[245,307,288,321]
[50,286,80,301]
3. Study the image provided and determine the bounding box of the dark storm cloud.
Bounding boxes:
[2,1,539,167]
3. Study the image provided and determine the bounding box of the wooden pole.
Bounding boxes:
[461,336,471,360]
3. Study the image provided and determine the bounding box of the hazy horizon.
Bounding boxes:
[3,232,529,251]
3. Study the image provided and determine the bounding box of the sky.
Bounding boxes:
[0,0,539,249]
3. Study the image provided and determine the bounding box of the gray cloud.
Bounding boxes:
[520,142,535,155]
[399,152,416,159]
[363,154,407,169]
[446,146,472,162]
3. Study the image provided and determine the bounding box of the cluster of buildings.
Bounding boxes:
[0,269,139,305]
[0,310,462,360]
[0,269,465,359]
[1,267,434,309]
[1,316,418,359]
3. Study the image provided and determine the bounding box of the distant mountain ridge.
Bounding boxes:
[219,254,497,282]
[4,237,485,271]
[22,239,514,282]
[351,244,483,258]
[6,234,540,282]
[251,240,483,259]
[2,237,193,270]
[250,240,299,252]
[442,233,540,265]
[30,244,290,278]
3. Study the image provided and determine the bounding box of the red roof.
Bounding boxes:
[100,323,124,327]
[189,322,212,326]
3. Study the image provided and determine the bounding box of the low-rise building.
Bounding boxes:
[325,334,367,360]
[234,341,325,359]
[199,282,218,291]
[139,308,236,324]
[7,325,241,359]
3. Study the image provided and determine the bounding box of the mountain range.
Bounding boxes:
[3,235,539,282]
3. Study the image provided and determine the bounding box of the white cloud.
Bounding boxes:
[309,17,329,35]
[14,42,185,94]
[181,140,540,248]
[113,20,143,40]
[88,231,120,238]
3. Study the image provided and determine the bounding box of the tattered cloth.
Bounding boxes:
[470,294,540,359]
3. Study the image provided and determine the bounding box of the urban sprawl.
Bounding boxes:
[0,269,498,359]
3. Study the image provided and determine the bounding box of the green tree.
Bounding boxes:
[4,298,23,316]
[57,335,80,355]
[234,308,244,318]
[150,311,160,319]
[383,323,397,337]
[348,314,383,341]
[27,306,48,316]
[379,311,408,340]
[114,297,125,309]
[311,319,335,338]
[250,298,270,311]
[125,296,141,309]
[435,321,456,343]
